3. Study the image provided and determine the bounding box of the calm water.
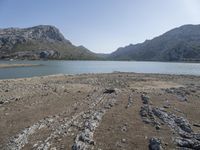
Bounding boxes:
[0,60,200,79]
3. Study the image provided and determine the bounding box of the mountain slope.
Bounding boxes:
[109,25,200,61]
[0,25,99,60]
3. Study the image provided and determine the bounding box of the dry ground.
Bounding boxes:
[0,73,199,150]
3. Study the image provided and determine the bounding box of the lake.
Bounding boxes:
[0,60,200,79]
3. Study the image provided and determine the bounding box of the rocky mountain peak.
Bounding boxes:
[0,25,99,60]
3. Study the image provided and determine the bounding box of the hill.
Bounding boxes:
[0,25,99,60]
[109,25,200,61]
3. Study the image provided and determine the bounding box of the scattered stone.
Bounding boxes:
[103,88,115,94]
[4,101,9,104]
[149,138,163,150]
[165,87,188,102]
[175,117,193,133]
[193,123,200,128]
[121,138,126,143]
[72,111,104,150]
[140,105,161,129]
[72,94,118,150]
[5,113,9,116]
[141,94,150,104]
[126,94,133,108]
[152,107,200,149]
[121,125,128,132]
[176,138,200,149]
[116,141,123,148]
[163,105,170,109]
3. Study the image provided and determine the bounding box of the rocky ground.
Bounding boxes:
[0,73,200,150]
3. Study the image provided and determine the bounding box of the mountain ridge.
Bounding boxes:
[1,24,200,61]
[0,25,100,60]
[109,24,200,61]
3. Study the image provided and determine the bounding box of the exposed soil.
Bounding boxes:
[0,73,199,150]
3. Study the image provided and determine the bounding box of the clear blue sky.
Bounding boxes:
[0,0,200,53]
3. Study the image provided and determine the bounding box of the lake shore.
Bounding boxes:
[0,73,200,149]
[0,63,42,68]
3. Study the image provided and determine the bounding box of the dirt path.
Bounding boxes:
[0,73,200,150]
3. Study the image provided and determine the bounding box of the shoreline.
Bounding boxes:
[0,71,199,81]
[0,63,42,68]
[1,59,200,63]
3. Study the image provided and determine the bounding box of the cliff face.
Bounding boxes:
[109,25,200,61]
[0,25,98,60]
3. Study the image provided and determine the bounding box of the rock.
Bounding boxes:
[140,105,149,117]
[165,87,188,102]
[15,97,19,101]
[193,134,200,141]
[175,117,193,133]
[176,138,200,149]
[155,125,161,130]
[193,123,200,128]
[141,94,150,104]
[149,138,163,150]
[163,105,170,109]
[126,95,133,108]
[152,107,200,149]
[0,101,4,104]
[103,88,115,94]
[140,105,161,129]
[72,95,118,150]
[152,107,193,134]
[79,129,94,144]
[4,101,9,104]
[121,138,126,143]
[143,118,151,124]
[39,50,59,59]
[121,125,127,132]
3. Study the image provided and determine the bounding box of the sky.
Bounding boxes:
[0,0,200,53]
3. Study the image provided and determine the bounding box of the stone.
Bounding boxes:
[121,138,126,143]
[176,138,200,149]
[163,105,169,109]
[121,125,127,132]
[193,123,200,128]
[103,88,115,94]
[141,94,150,104]
[126,95,133,108]
[175,117,193,133]
[149,138,163,150]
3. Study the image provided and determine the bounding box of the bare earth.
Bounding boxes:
[0,73,200,150]
[0,64,41,68]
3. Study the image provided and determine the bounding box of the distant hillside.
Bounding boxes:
[0,25,99,60]
[109,25,200,61]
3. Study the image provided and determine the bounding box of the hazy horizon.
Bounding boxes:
[1,0,200,53]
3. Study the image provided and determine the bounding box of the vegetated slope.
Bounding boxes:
[0,25,99,60]
[110,24,200,61]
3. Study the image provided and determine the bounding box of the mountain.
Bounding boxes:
[109,24,200,61]
[0,25,99,60]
